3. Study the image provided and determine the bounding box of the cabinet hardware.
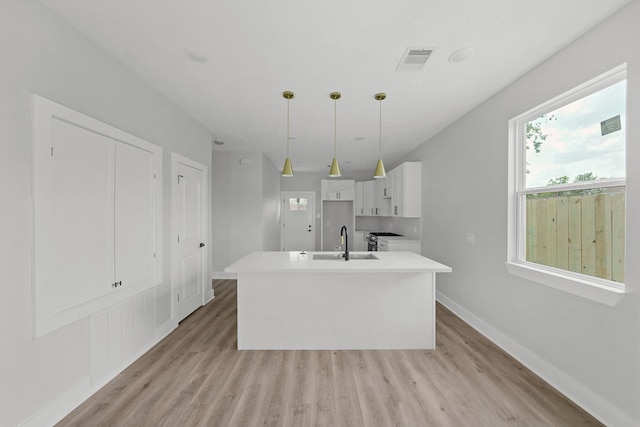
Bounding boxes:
[199,242,205,247]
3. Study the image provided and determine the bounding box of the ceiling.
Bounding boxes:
[40,0,631,175]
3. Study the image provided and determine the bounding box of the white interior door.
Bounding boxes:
[282,191,315,251]
[172,154,207,322]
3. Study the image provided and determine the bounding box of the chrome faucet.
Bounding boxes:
[340,225,349,261]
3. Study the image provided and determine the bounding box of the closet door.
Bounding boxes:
[36,120,115,316]
[114,142,157,289]
[33,94,163,337]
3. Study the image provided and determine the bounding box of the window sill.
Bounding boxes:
[505,262,624,307]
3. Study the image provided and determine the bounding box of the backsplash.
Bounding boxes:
[381,217,421,239]
[356,216,421,240]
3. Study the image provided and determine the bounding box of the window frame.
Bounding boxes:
[506,64,626,306]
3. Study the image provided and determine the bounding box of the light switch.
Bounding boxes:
[466,233,475,244]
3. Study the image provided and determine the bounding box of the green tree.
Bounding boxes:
[526,114,556,154]
[529,172,602,199]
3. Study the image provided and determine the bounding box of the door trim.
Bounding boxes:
[171,153,209,322]
[281,191,316,251]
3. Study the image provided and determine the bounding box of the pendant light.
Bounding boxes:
[281,91,294,177]
[374,92,387,178]
[329,91,342,177]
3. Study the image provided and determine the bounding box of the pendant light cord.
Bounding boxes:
[286,98,290,156]
[334,98,337,157]
[379,99,382,158]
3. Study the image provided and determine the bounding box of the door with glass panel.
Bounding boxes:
[282,192,315,251]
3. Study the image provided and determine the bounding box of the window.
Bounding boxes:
[507,65,626,306]
[289,197,308,211]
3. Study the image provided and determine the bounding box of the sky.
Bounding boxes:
[526,80,626,189]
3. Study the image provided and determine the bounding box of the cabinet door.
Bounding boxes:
[374,178,391,216]
[390,162,421,217]
[337,180,355,200]
[36,120,115,317]
[355,182,364,215]
[321,179,355,200]
[115,142,157,289]
[401,162,422,218]
[363,180,375,215]
[391,165,402,216]
[33,94,163,337]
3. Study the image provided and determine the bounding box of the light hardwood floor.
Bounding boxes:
[57,279,602,426]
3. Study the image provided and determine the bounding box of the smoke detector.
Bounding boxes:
[396,47,435,71]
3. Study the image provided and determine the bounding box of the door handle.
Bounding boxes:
[199,242,205,247]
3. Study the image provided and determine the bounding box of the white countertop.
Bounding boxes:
[225,251,451,274]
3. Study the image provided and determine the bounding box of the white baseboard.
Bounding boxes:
[212,271,236,280]
[21,318,179,427]
[155,317,179,341]
[20,377,91,427]
[205,289,215,304]
[436,291,638,427]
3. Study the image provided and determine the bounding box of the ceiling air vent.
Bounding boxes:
[396,47,435,71]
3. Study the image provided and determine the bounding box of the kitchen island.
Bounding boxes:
[224,251,451,350]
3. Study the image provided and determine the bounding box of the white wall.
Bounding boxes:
[211,151,281,275]
[409,2,640,425]
[0,1,211,425]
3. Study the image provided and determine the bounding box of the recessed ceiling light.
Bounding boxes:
[448,47,474,63]
[185,48,209,63]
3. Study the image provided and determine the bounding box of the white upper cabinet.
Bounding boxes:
[391,162,422,217]
[374,177,391,216]
[362,180,375,215]
[355,162,421,218]
[355,181,364,215]
[32,95,162,337]
[321,179,355,201]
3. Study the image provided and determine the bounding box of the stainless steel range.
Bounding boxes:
[366,232,403,251]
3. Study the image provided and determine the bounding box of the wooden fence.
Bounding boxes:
[526,192,625,282]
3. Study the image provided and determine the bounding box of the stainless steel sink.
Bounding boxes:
[312,253,378,260]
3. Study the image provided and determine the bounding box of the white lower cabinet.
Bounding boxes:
[353,231,367,251]
[378,238,421,254]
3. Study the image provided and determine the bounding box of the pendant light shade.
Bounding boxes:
[329,157,341,177]
[374,92,387,178]
[282,156,294,176]
[374,158,386,178]
[281,91,294,177]
[329,91,342,177]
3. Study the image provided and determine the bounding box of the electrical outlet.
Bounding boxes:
[334,245,341,251]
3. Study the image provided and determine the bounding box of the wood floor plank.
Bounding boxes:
[56,279,604,427]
